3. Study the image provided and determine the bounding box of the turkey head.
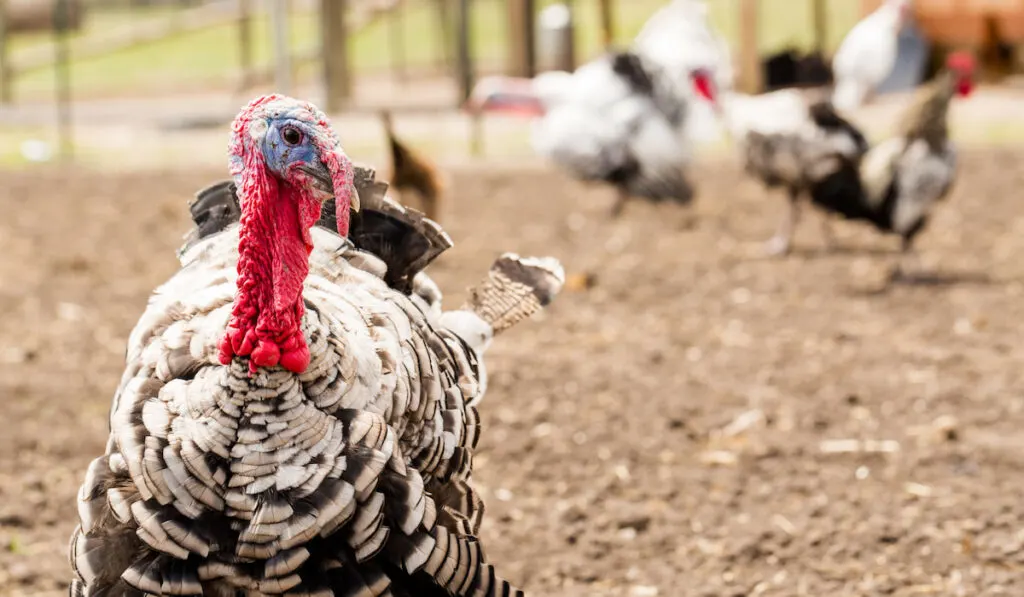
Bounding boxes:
[219,94,358,375]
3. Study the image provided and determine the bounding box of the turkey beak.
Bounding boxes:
[299,161,359,211]
[299,162,335,201]
[693,72,717,105]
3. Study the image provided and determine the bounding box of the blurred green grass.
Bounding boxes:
[8,5,180,53]
[7,0,867,100]
[0,110,1021,172]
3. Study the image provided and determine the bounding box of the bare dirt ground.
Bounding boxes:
[3,152,1024,597]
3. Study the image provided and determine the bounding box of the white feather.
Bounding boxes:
[891,139,956,234]
[831,0,910,112]
[518,1,739,182]
[718,88,811,140]
[633,0,734,93]
[860,136,907,206]
[439,311,492,355]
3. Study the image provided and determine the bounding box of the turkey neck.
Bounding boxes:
[898,72,956,151]
[221,160,321,375]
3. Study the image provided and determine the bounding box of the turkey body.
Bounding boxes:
[743,101,869,201]
[738,56,971,258]
[531,51,695,208]
[855,122,958,248]
[67,170,551,596]
[718,95,869,254]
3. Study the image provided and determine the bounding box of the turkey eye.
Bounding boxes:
[281,126,302,146]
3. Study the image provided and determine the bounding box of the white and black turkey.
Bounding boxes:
[464,0,724,217]
[701,52,975,262]
[68,95,565,597]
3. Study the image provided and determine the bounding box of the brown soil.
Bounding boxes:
[2,152,1024,596]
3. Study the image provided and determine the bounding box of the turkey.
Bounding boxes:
[854,51,975,276]
[68,94,565,597]
[464,3,721,216]
[380,110,445,223]
[704,52,974,259]
[631,0,734,143]
[631,0,734,96]
[831,0,911,113]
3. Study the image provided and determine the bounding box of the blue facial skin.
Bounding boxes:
[262,118,318,179]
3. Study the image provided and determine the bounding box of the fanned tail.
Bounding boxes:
[462,253,565,335]
[438,253,563,355]
[178,180,241,257]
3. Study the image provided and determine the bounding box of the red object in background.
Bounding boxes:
[861,0,1024,44]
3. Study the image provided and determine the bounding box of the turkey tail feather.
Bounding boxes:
[179,180,241,257]
[461,253,565,335]
[346,170,453,295]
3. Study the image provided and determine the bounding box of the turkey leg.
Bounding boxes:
[610,187,631,218]
[890,235,921,281]
[764,188,800,256]
[820,213,837,251]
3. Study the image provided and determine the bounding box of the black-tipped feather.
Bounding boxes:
[610,51,656,97]
[808,101,869,154]
[608,50,684,127]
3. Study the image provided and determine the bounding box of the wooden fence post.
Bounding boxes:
[564,0,576,71]
[388,0,407,82]
[811,0,827,54]
[738,0,761,94]
[270,0,291,95]
[237,0,253,91]
[507,0,536,77]
[434,0,453,74]
[0,0,9,104]
[597,0,614,49]
[322,0,351,112]
[455,0,481,155]
[54,0,73,161]
[455,0,473,104]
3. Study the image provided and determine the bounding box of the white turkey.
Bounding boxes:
[464,3,722,217]
[631,0,734,96]
[68,95,565,597]
[831,0,912,113]
[631,0,734,142]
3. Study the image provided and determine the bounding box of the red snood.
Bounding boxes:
[219,156,321,374]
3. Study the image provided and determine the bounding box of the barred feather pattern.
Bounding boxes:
[857,70,960,237]
[460,255,565,335]
[742,102,869,191]
[69,224,526,597]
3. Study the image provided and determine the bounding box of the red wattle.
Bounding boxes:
[218,335,234,365]
[252,340,281,368]
[279,346,310,373]
[220,145,322,375]
[219,96,359,376]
